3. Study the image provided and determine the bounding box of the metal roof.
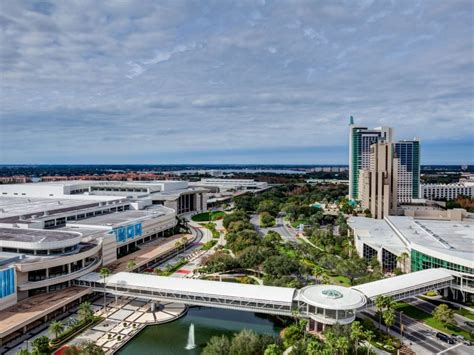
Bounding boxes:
[351,268,454,299]
[98,272,296,305]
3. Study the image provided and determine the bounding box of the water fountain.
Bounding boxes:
[185,323,196,350]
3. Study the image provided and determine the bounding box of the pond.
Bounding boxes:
[117,307,283,355]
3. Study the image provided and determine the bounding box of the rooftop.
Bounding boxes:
[67,208,172,228]
[348,216,474,266]
[0,227,80,243]
[81,272,296,305]
[352,268,454,299]
[298,285,366,310]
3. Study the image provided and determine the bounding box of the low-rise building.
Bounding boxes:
[421,182,474,200]
[348,214,473,302]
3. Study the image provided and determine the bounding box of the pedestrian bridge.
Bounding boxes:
[76,268,463,328]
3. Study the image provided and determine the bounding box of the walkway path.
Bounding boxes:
[67,296,186,354]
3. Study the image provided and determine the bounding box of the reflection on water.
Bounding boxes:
[117,307,282,355]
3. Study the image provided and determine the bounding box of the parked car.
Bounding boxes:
[436,332,455,344]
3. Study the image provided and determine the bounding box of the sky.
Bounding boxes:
[0,0,473,165]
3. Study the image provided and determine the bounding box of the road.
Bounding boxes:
[405,297,474,333]
[250,214,298,241]
[362,308,449,354]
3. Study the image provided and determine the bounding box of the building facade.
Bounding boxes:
[421,182,474,200]
[358,142,399,219]
[394,140,420,202]
[348,118,393,200]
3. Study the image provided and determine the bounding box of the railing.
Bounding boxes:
[18,257,102,291]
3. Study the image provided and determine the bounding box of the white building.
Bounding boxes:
[421,182,474,200]
[348,215,474,283]
[190,178,268,192]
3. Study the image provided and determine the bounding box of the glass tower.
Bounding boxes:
[394,140,420,200]
[349,117,393,200]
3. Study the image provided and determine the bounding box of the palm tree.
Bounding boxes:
[351,321,364,354]
[126,259,136,271]
[174,240,182,257]
[364,330,375,355]
[336,336,349,355]
[99,267,111,313]
[396,252,409,273]
[48,320,64,340]
[181,236,188,254]
[383,307,396,333]
[374,295,387,330]
[313,265,324,283]
[78,301,94,322]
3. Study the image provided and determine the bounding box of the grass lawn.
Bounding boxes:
[456,307,474,320]
[393,302,474,341]
[191,211,225,222]
[291,219,309,228]
[328,275,351,287]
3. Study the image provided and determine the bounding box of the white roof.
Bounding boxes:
[105,272,296,304]
[352,268,454,299]
[298,285,366,310]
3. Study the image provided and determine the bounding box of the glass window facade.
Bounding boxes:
[411,249,473,275]
[394,141,420,199]
[0,267,15,298]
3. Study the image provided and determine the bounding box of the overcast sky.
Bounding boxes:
[0,0,473,164]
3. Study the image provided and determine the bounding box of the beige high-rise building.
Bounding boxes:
[358,141,398,219]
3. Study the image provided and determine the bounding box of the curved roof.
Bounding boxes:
[298,285,366,310]
[0,227,82,250]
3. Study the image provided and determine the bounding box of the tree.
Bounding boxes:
[78,340,105,355]
[383,308,396,333]
[181,236,188,254]
[264,344,282,355]
[350,321,364,354]
[396,252,409,273]
[174,240,182,257]
[17,349,30,355]
[202,335,231,355]
[78,301,94,322]
[335,336,349,355]
[263,255,299,277]
[260,212,276,228]
[324,330,338,354]
[374,295,387,330]
[257,199,280,217]
[364,330,375,355]
[126,259,136,271]
[32,336,51,354]
[99,267,111,313]
[229,329,272,355]
[432,304,455,325]
[48,320,64,340]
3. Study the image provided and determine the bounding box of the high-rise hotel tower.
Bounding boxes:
[348,116,393,200]
[349,116,421,218]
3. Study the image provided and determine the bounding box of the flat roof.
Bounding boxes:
[84,272,296,305]
[298,285,366,310]
[352,268,454,299]
[0,196,101,220]
[347,217,407,256]
[67,208,171,228]
[348,216,474,266]
[0,227,79,243]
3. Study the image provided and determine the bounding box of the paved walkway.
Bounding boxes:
[65,296,186,354]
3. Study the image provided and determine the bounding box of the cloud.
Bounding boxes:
[0,0,472,164]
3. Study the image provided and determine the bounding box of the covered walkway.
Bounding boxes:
[351,268,454,306]
[76,268,464,320]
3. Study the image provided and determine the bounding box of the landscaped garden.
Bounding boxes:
[393,301,474,341]
[191,210,226,222]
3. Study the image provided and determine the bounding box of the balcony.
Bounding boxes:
[18,256,102,291]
